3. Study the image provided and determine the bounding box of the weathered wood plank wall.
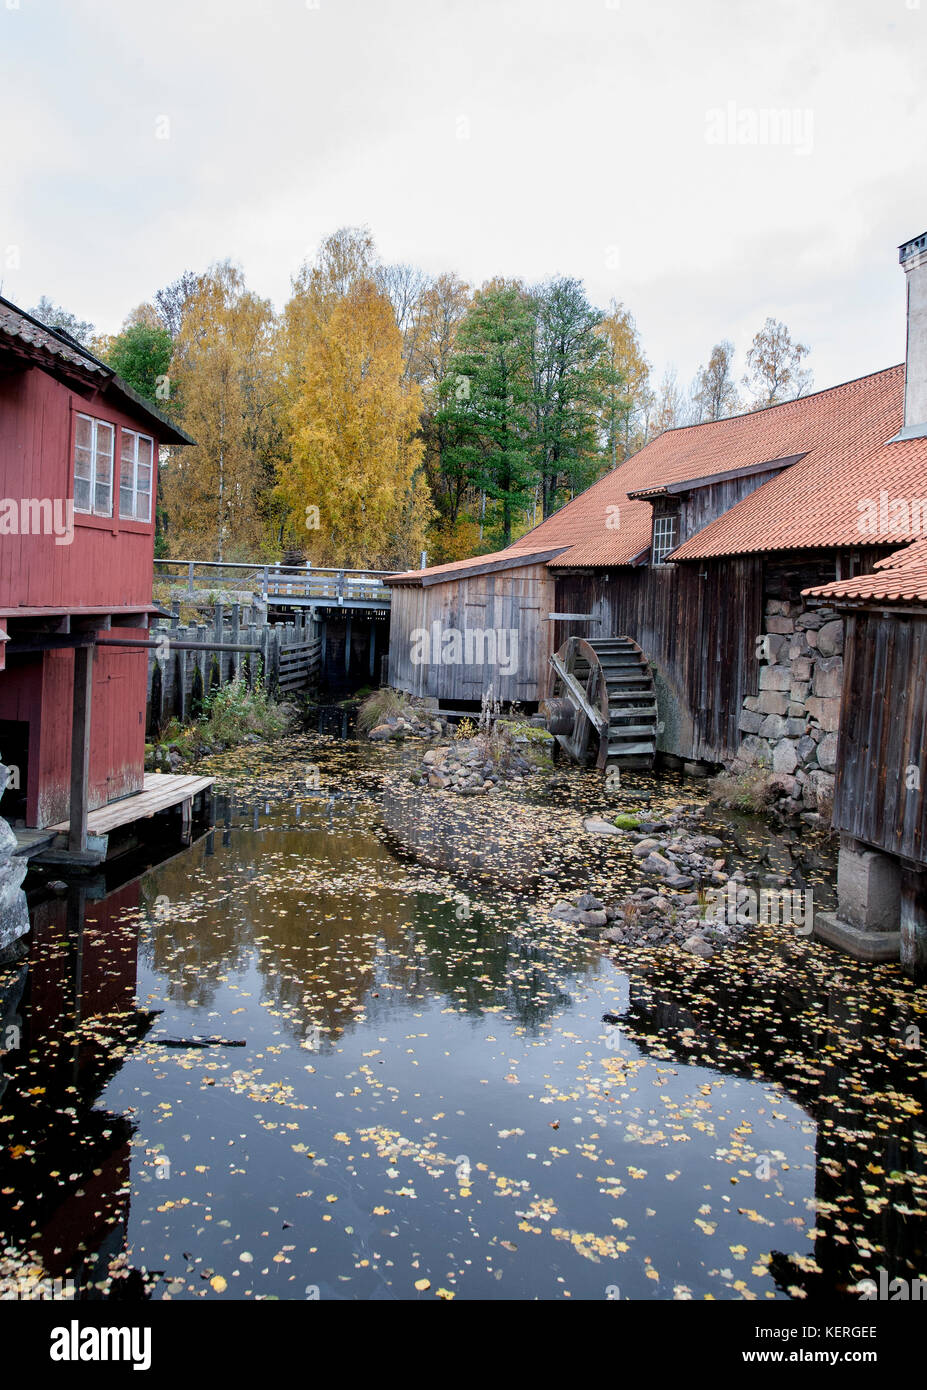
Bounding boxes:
[388,563,556,705]
[833,609,927,862]
[552,560,765,761]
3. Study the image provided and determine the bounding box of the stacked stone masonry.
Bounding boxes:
[731,597,843,811]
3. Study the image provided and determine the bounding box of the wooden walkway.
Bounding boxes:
[153,559,395,611]
[47,773,215,836]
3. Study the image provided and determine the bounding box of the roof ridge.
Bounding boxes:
[657,362,904,437]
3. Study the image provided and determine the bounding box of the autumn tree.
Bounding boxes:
[743,317,812,407]
[377,261,433,382]
[278,232,432,569]
[160,261,282,559]
[650,366,689,436]
[438,281,536,547]
[692,340,740,421]
[597,302,651,465]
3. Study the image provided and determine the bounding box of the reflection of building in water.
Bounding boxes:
[0,877,155,1296]
[0,781,29,957]
[619,947,927,1299]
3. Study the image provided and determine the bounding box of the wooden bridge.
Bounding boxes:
[153,560,395,612]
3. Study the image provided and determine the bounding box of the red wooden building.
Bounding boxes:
[0,296,208,859]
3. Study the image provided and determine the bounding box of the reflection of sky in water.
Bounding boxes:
[0,748,923,1301]
[115,801,822,1303]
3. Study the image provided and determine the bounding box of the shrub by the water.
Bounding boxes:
[356,687,418,734]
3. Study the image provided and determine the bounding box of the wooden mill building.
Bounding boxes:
[0,297,212,863]
[389,362,921,767]
[387,228,927,973]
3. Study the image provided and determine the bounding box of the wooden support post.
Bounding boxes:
[69,645,94,853]
[260,625,269,689]
[271,626,281,694]
[178,645,187,722]
[901,868,927,981]
[181,797,192,844]
[247,623,257,687]
[197,623,208,702]
[214,602,224,684]
[345,613,352,672]
[369,622,376,677]
[230,603,240,683]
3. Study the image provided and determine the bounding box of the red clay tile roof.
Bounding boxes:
[395,363,925,582]
[805,538,927,604]
[671,366,921,560]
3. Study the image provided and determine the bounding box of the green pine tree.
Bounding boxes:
[438,282,537,547]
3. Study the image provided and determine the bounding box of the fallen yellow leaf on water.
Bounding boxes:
[210,1275,227,1292]
[414,1278,430,1291]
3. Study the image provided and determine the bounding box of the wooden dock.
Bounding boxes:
[14,773,215,868]
[46,773,215,836]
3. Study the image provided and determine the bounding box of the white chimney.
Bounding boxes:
[899,231,927,438]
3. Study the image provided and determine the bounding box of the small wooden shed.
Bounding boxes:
[386,547,567,707]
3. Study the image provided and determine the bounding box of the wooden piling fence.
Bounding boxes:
[146,602,322,732]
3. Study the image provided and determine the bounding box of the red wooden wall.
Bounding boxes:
[0,366,159,609]
[0,363,160,826]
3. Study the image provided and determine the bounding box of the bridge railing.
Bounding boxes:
[153,559,395,605]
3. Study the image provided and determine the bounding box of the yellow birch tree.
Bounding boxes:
[278,232,433,569]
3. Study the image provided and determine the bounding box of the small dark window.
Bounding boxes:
[651,512,679,564]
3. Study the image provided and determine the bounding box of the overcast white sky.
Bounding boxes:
[1,0,925,393]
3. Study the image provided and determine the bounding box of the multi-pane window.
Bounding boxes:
[119,429,153,522]
[651,513,679,565]
[73,414,115,516]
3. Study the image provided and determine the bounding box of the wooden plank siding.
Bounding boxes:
[0,368,159,611]
[552,560,764,762]
[387,563,556,705]
[833,609,927,863]
[0,359,166,829]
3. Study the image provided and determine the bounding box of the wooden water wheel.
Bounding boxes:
[540,636,658,771]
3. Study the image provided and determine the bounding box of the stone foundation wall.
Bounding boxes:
[730,596,844,812]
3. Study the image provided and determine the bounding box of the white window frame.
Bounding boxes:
[73,413,114,517]
[651,512,679,565]
[119,428,154,523]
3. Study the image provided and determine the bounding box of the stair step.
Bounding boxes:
[608,691,657,703]
[605,675,651,685]
[605,723,655,736]
[606,741,655,757]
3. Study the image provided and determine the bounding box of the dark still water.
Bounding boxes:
[1,736,925,1301]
